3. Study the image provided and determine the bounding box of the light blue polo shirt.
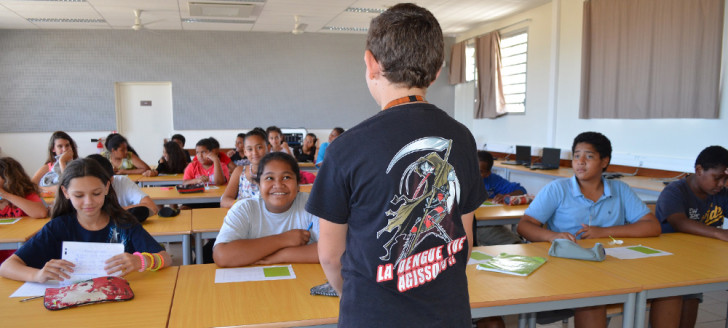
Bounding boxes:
[524,176,650,238]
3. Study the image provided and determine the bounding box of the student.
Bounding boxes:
[226,133,249,167]
[208,137,235,174]
[183,138,229,186]
[266,126,292,155]
[104,134,151,175]
[221,130,267,208]
[516,131,660,327]
[293,133,317,163]
[0,157,48,219]
[213,152,319,267]
[0,159,170,283]
[652,145,728,328]
[476,150,525,246]
[307,4,486,326]
[314,127,344,168]
[143,141,188,177]
[170,134,191,164]
[31,131,78,188]
[87,154,158,218]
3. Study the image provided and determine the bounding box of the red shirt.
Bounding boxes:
[0,193,42,217]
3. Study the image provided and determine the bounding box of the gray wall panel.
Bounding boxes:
[0,30,454,131]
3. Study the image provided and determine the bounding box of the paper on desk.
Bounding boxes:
[467,251,494,265]
[605,245,672,259]
[10,281,61,298]
[480,201,500,207]
[215,265,296,284]
[0,218,20,224]
[62,241,124,284]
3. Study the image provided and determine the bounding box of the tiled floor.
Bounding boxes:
[167,242,727,327]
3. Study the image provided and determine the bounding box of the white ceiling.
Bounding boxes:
[0,0,550,36]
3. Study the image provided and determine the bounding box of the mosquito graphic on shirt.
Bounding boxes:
[378,137,461,267]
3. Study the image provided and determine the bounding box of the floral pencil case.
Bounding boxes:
[44,276,134,310]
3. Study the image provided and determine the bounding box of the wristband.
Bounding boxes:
[142,252,154,271]
[133,252,145,272]
[151,253,164,271]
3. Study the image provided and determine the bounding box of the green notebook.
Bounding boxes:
[476,253,547,276]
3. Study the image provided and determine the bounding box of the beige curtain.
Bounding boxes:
[449,41,466,85]
[580,0,724,119]
[475,32,506,119]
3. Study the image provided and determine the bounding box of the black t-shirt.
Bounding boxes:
[293,145,315,162]
[306,102,486,327]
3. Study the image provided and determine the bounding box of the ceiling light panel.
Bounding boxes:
[2,1,101,19]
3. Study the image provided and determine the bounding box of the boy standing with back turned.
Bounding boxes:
[306,3,486,327]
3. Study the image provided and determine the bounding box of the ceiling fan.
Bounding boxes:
[292,15,307,35]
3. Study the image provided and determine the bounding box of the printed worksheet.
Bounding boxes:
[605,245,672,260]
[0,218,20,225]
[61,241,124,284]
[467,251,494,265]
[215,265,296,284]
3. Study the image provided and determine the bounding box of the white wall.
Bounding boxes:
[455,1,728,172]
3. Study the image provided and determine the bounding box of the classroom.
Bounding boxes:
[0,0,727,327]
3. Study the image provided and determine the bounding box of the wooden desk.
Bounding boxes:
[531,234,728,328]
[299,162,317,172]
[168,263,339,327]
[125,174,144,182]
[0,217,50,250]
[143,186,225,205]
[300,184,312,193]
[469,244,640,328]
[0,267,179,328]
[136,174,184,187]
[142,210,192,265]
[474,204,528,227]
[191,208,228,264]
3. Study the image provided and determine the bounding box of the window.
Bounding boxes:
[464,39,477,82]
[464,29,528,114]
[499,30,528,113]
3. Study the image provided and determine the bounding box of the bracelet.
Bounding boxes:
[133,252,145,272]
[142,252,154,271]
[151,253,164,271]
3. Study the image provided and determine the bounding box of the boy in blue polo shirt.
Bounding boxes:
[517,131,660,327]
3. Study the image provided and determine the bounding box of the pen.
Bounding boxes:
[20,295,43,302]
[307,222,313,231]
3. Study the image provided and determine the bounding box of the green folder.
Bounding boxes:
[476,253,547,276]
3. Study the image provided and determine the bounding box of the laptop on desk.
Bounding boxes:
[529,148,561,170]
[502,145,531,165]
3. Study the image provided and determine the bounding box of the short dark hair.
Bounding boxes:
[333,127,345,135]
[477,151,494,171]
[195,138,214,151]
[208,137,220,150]
[572,132,612,170]
[366,3,444,88]
[86,154,114,178]
[236,132,246,139]
[255,152,300,185]
[695,146,728,171]
[171,134,186,146]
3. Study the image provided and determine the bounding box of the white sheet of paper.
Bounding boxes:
[10,281,61,298]
[214,265,296,284]
[61,241,124,284]
[605,245,672,260]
